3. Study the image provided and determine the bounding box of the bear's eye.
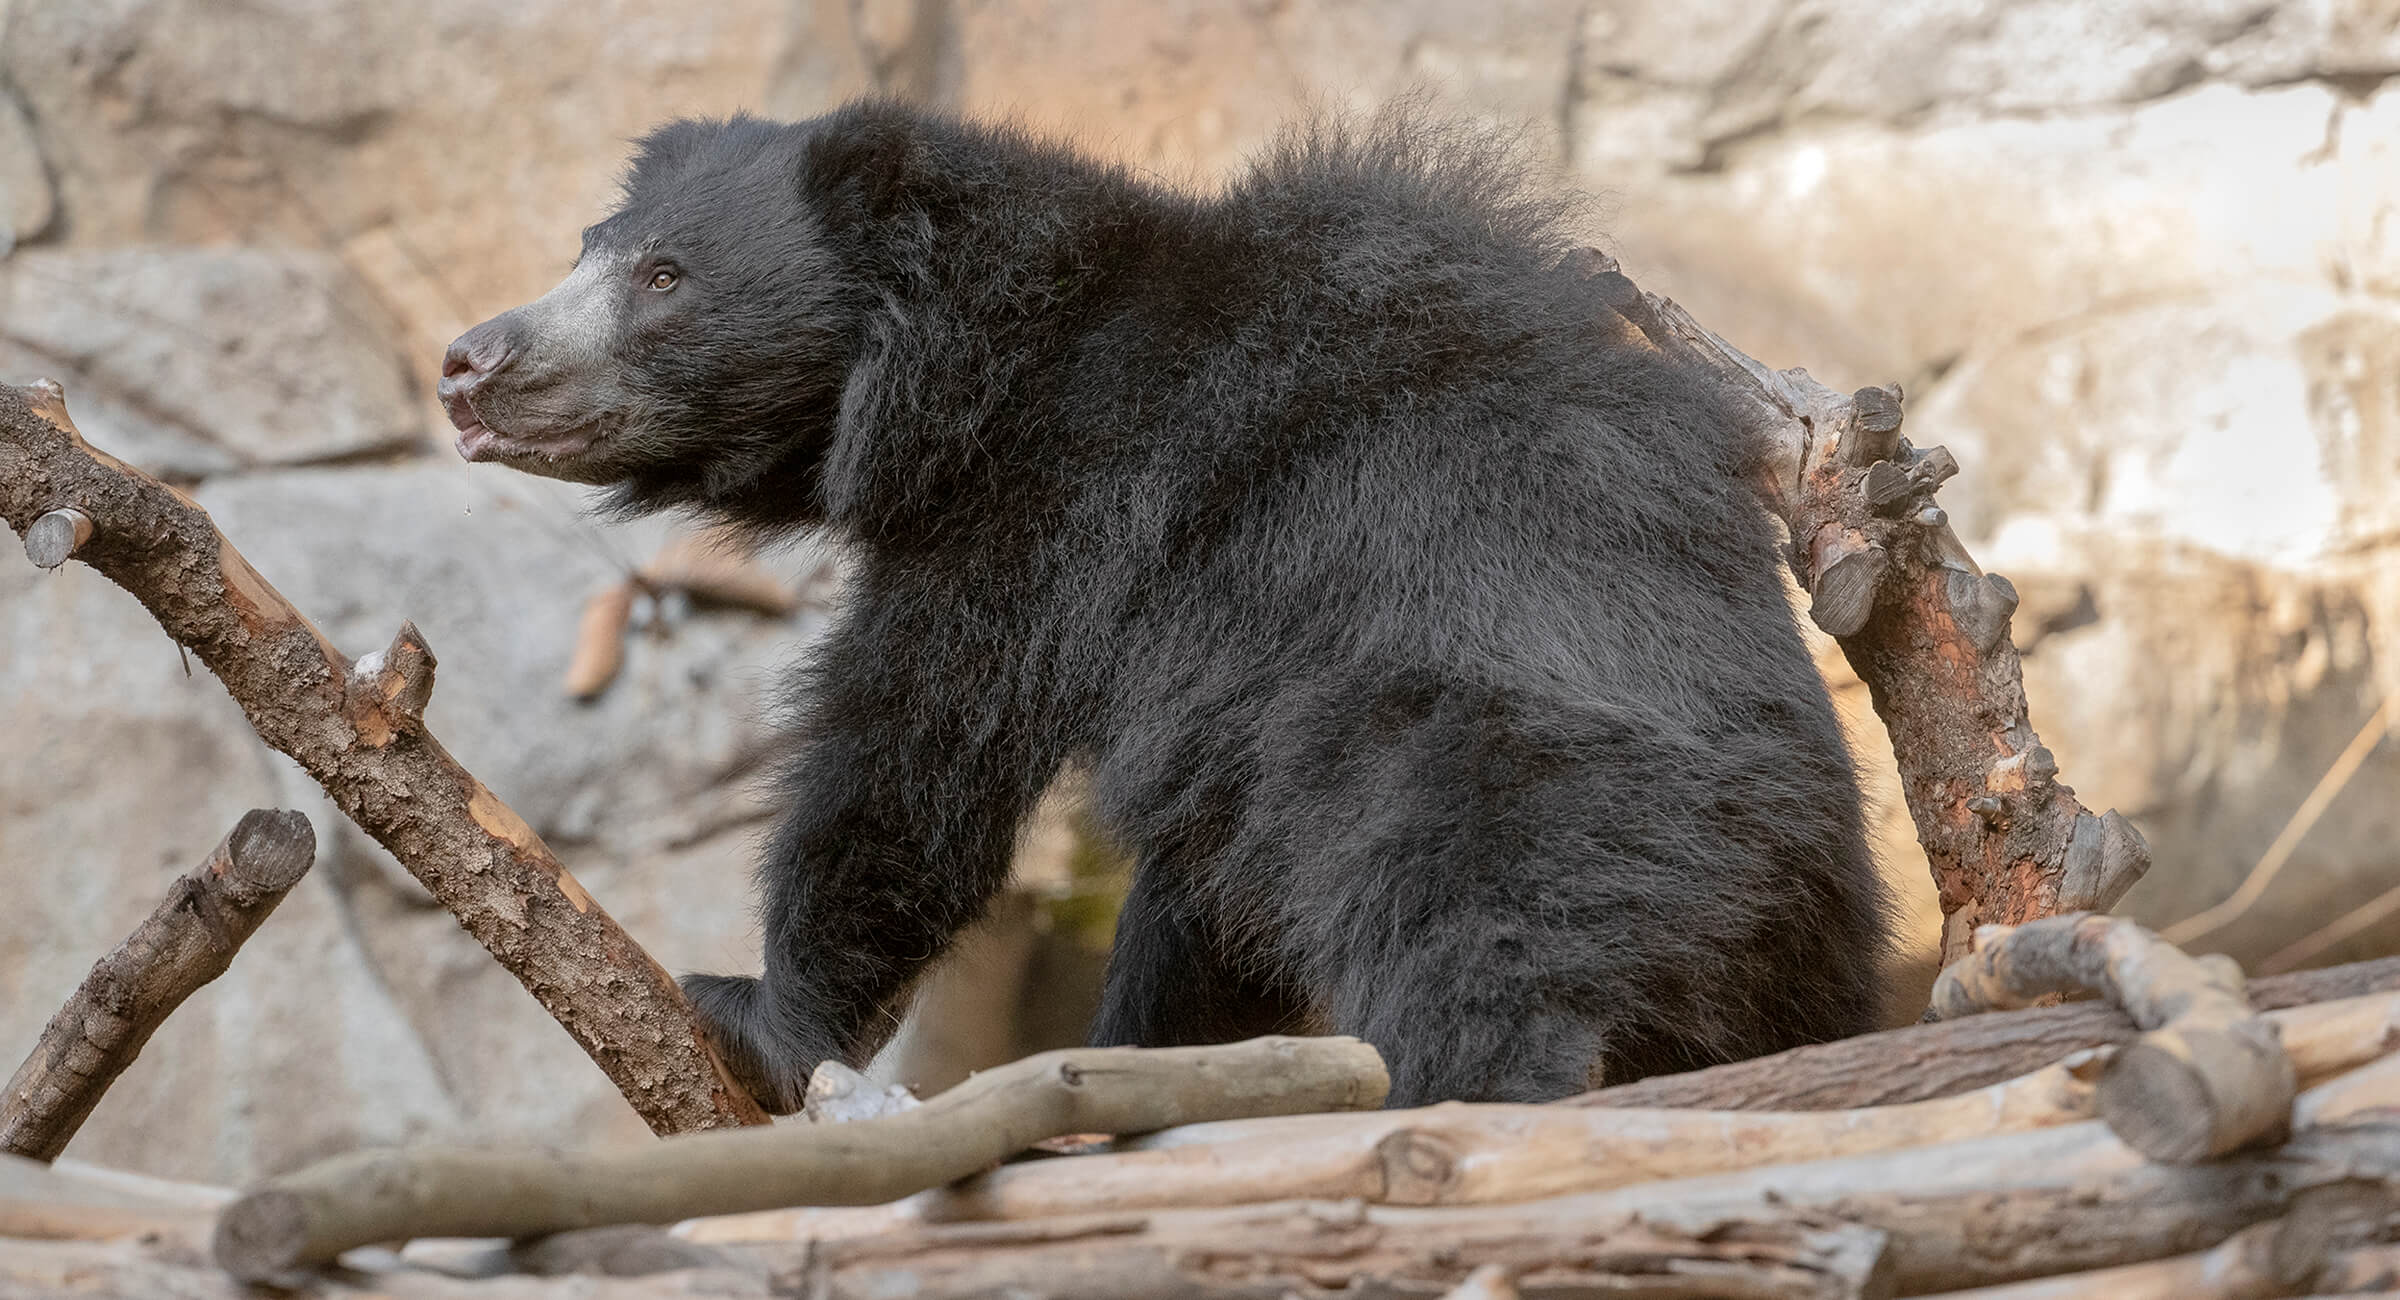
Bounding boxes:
[647,268,679,292]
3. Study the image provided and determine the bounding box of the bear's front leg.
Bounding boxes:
[681,603,1057,1114]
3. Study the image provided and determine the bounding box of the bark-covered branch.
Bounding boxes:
[1574,953,2400,1113]
[1932,913,2296,1162]
[1917,1204,2400,1299]
[0,381,767,1138]
[1581,256,2151,964]
[210,1036,1389,1282]
[0,810,315,1162]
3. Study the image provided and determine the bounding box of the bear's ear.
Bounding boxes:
[801,110,919,221]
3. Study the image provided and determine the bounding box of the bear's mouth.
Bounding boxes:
[453,419,598,466]
[446,390,602,472]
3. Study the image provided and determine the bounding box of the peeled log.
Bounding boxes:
[211,1037,1388,1282]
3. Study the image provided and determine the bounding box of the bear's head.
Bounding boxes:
[438,114,865,516]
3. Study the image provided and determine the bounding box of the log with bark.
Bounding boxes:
[1916,1198,2400,1299]
[1,809,315,1162]
[210,1036,1390,1282]
[1574,953,2400,1113]
[0,380,767,1137]
[1581,256,2150,965]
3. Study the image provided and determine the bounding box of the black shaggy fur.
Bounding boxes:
[443,100,1890,1110]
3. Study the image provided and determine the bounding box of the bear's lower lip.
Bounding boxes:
[454,421,597,465]
[454,422,504,462]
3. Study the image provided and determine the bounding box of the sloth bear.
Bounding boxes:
[439,101,1889,1110]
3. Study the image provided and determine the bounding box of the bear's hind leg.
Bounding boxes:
[1089,865,1304,1049]
[1307,900,1606,1107]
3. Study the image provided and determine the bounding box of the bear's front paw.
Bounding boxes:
[680,972,822,1115]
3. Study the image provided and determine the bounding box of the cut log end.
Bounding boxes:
[221,809,317,897]
[211,1188,312,1283]
[23,507,93,569]
[1946,569,2020,654]
[1810,536,1891,638]
[2098,1029,2297,1163]
[1839,386,1905,467]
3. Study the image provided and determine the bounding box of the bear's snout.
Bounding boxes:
[439,317,521,462]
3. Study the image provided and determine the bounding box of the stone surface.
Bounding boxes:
[2,0,2399,1184]
[0,248,422,472]
[0,86,53,252]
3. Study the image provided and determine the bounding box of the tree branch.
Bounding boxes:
[0,381,768,1137]
[209,1036,1390,1282]
[1580,256,2152,964]
[0,810,315,1162]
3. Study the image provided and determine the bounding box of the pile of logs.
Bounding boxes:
[12,918,2400,1297]
[4,266,2391,1298]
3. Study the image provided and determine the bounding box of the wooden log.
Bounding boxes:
[917,1052,2109,1224]
[0,381,768,1138]
[1577,256,2149,964]
[790,1202,1895,1300]
[684,991,2399,1245]
[1574,954,2400,1113]
[210,1037,1388,1282]
[1915,1184,2400,1298]
[0,810,315,1162]
[1933,914,2296,1162]
[2,1152,228,1243]
[779,1062,2400,1298]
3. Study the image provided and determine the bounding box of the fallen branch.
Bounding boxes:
[1932,913,2295,1162]
[0,381,767,1137]
[209,1036,1389,1282]
[1585,255,2151,963]
[1573,953,2400,1112]
[1,809,315,1163]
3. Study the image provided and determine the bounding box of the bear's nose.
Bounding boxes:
[440,318,515,388]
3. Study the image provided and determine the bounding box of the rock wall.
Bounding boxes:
[2,0,2396,1182]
